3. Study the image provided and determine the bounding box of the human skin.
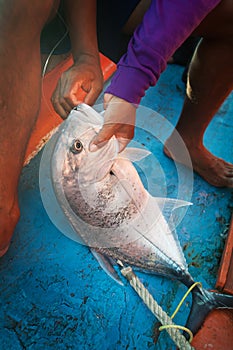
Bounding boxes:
[91,0,233,188]
[0,0,103,256]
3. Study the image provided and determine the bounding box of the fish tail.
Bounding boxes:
[185,285,233,337]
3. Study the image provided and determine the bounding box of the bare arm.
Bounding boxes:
[52,0,103,118]
[65,0,99,61]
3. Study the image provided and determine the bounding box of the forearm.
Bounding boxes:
[106,0,221,105]
[64,0,99,62]
[51,0,103,116]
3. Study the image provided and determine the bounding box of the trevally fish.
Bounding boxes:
[39,103,233,337]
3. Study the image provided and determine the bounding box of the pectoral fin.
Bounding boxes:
[119,147,151,162]
[155,197,192,210]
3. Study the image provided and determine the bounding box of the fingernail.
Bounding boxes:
[89,143,98,152]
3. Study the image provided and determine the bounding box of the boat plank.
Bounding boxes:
[216,214,233,295]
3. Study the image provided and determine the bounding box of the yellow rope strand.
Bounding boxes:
[171,282,202,320]
[119,262,196,350]
[158,281,202,343]
[159,324,194,343]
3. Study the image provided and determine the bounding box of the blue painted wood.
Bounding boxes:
[0,64,232,349]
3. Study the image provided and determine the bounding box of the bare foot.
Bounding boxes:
[164,136,233,188]
[0,199,20,257]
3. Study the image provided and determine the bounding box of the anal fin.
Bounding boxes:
[91,248,124,286]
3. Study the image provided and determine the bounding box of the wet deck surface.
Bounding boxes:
[0,61,232,349]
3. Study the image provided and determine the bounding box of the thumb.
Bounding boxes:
[89,124,115,152]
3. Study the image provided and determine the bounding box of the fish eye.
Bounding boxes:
[70,139,83,154]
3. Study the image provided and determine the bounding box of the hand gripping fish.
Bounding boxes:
[39,103,233,337]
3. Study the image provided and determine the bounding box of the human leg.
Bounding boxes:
[0,0,60,256]
[165,0,233,187]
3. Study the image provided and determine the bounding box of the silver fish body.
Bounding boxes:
[40,104,233,337]
[51,106,189,278]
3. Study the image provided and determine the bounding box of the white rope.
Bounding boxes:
[119,263,195,350]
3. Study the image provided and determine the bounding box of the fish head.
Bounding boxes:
[52,104,119,185]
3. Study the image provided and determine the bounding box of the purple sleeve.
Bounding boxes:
[105,0,221,105]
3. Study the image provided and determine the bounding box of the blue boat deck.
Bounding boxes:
[0,62,232,349]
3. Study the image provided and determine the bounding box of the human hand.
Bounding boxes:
[51,54,103,118]
[90,93,136,153]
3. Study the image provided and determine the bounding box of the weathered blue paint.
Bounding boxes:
[0,64,232,349]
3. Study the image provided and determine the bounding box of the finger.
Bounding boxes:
[84,86,102,106]
[52,100,70,119]
[62,82,84,108]
[59,96,73,113]
[83,79,103,106]
[58,70,84,108]
[89,124,115,152]
[51,82,69,119]
[117,137,131,153]
[52,97,72,119]
[52,78,83,117]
